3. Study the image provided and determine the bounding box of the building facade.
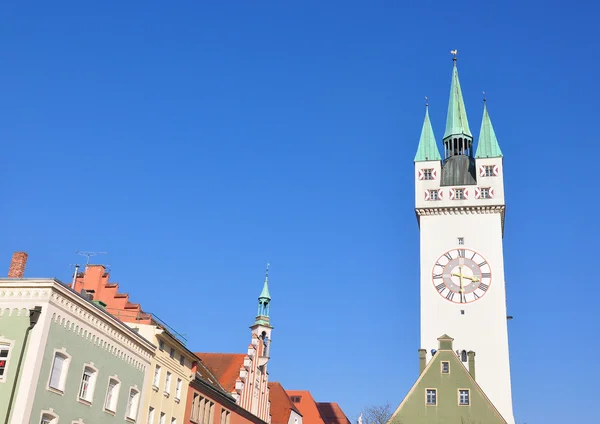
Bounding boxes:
[196,267,273,423]
[389,335,507,424]
[71,263,199,424]
[411,57,514,423]
[267,382,301,424]
[0,254,154,424]
[285,391,349,424]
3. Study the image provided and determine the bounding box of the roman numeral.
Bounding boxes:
[458,249,465,258]
[433,273,443,279]
[435,283,446,292]
[444,252,453,261]
[479,283,489,291]
[474,292,480,299]
[471,252,477,260]
[435,262,444,268]
[478,261,487,267]
[446,291,455,301]
[481,272,491,279]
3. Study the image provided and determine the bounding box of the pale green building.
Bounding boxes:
[0,277,155,424]
[389,335,506,424]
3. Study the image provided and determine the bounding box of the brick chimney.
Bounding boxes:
[418,349,427,374]
[8,252,28,278]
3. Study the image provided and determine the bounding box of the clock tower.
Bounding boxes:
[414,57,514,424]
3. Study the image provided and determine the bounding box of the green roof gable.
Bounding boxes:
[475,102,503,158]
[389,336,507,424]
[415,106,442,162]
[444,60,472,141]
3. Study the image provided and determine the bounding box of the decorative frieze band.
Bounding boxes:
[415,205,505,216]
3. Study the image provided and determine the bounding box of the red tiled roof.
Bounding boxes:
[286,391,325,424]
[316,403,351,424]
[195,353,245,392]
[269,382,301,424]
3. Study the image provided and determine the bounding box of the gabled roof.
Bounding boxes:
[269,382,302,424]
[286,391,326,424]
[316,402,351,424]
[195,353,246,392]
[389,337,507,424]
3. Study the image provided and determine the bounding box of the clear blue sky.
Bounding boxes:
[1,1,598,423]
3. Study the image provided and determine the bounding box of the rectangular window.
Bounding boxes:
[428,189,439,201]
[48,353,68,391]
[457,237,464,245]
[126,388,140,419]
[159,412,166,424]
[159,340,165,351]
[104,378,120,411]
[484,165,494,177]
[423,168,434,180]
[148,407,155,424]
[426,389,437,405]
[291,396,302,403]
[454,188,465,200]
[180,354,185,366]
[170,348,175,359]
[153,365,161,388]
[78,366,97,402]
[165,371,172,394]
[441,362,450,374]
[0,346,10,380]
[203,401,215,424]
[459,389,470,405]
[480,187,491,199]
[175,378,182,400]
[40,413,58,424]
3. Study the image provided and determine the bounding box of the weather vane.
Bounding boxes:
[425,96,429,107]
[482,91,487,102]
[450,49,458,60]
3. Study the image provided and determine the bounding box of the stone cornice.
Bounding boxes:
[415,205,506,234]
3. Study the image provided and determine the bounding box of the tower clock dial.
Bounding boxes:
[432,248,492,303]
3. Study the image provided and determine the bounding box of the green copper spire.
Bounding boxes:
[443,58,472,141]
[414,104,442,162]
[254,263,272,326]
[475,100,503,158]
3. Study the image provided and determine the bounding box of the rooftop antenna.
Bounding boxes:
[76,251,107,265]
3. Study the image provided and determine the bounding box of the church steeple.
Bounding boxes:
[475,100,503,158]
[254,263,272,327]
[443,56,473,159]
[414,104,442,162]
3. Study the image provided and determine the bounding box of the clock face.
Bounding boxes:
[432,248,492,303]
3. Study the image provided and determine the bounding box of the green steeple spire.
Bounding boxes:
[443,58,472,141]
[475,101,503,158]
[254,263,272,326]
[414,105,442,162]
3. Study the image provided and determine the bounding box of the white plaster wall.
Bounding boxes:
[288,410,302,424]
[419,212,514,424]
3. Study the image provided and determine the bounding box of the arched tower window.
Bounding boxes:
[461,350,467,362]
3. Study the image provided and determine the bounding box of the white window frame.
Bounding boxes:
[423,168,434,180]
[39,410,59,424]
[152,365,161,389]
[457,237,464,245]
[425,388,437,405]
[0,339,14,383]
[480,187,491,199]
[104,376,121,413]
[175,378,182,401]
[220,409,231,424]
[454,188,465,200]
[484,165,494,177]
[429,189,440,201]
[48,349,71,393]
[458,388,470,405]
[159,412,166,424]
[125,386,141,420]
[441,361,450,374]
[77,363,98,404]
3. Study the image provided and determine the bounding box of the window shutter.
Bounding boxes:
[490,188,495,198]
[479,166,485,177]
[432,169,437,179]
[493,165,500,176]
[418,169,424,180]
[438,190,443,199]
[424,190,430,200]
[475,187,481,199]
[449,189,454,200]
[464,189,469,198]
